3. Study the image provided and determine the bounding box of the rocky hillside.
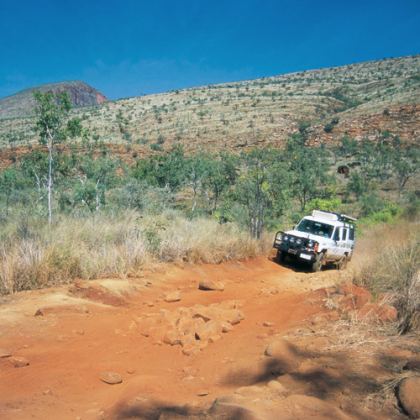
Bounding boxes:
[0,55,418,153]
[0,81,107,120]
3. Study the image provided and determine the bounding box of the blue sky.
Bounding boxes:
[1,0,419,100]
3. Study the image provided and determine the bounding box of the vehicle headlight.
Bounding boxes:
[308,240,314,248]
[296,238,302,245]
[276,233,283,241]
[284,235,289,241]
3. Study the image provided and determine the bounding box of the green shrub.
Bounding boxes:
[359,200,402,227]
[324,117,339,133]
[150,143,163,152]
[307,197,342,213]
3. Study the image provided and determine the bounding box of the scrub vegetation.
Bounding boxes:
[0,92,418,295]
[353,220,419,334]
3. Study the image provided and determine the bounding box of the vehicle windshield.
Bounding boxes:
[296,219,334,238]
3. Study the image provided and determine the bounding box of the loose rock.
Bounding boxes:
[99,371,123,385]
[221,322,233,333]
[182,345,199,356]
[163,330,182,346]
[267,380,288,394]
[10,356,30,368]
[164,291,181,303]
[398,376,420,418]
[198,279,225,291]
[197,390,209,396]
[264,338,301,372]
[0,348,12,358]
[227,310,244,325]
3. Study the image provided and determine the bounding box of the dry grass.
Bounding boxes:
[158,217,270,263]
[0,211,270,295]
[328,313,398,351]
[353,220,420,333]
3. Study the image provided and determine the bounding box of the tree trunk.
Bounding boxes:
[95,180,101,212]
[47,142,53,225]
[191,184,197,213]
[212,190,219,214]
[398,176,409,197]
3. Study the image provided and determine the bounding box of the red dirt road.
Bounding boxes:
[0,257,345,419]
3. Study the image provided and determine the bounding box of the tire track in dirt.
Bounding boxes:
[0,256,359,419]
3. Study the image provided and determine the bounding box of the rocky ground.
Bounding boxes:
[0,255,419,420]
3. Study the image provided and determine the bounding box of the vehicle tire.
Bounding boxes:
[337,255,348,270]
[276,250,286,264]
[311,253,324,272]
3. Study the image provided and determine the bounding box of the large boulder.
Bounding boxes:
[397,376,420,418]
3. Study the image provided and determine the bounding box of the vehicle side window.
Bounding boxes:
[349,228,355,240]
[333,228,340,241]
[341,229,348,241]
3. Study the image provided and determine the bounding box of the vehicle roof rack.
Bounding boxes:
[339,213,357,223]
[311,210,357,224]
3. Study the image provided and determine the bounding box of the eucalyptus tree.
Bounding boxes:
[285,133,329,211]
[234,149,289,239]
[33,91,81,223]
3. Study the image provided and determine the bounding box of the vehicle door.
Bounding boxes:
[329,227,347,259]
[347,226,355,254]
[336,227,349,258]
[328,227,341,260]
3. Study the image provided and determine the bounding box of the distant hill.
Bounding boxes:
[0,56,418,157]
[0,81,107,120]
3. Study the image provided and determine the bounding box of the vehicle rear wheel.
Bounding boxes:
[311,253,324,272]
[337,255,348,270]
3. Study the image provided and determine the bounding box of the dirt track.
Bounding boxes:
[0,256,415,419]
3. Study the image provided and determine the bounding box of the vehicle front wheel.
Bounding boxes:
[276,250,286,263]
[311,253,324,272]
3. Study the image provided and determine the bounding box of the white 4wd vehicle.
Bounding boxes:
[273,210,356,272]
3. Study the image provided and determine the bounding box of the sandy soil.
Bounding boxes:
[0,256,417,419]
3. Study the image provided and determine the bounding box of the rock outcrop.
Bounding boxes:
[0,81,107,119]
